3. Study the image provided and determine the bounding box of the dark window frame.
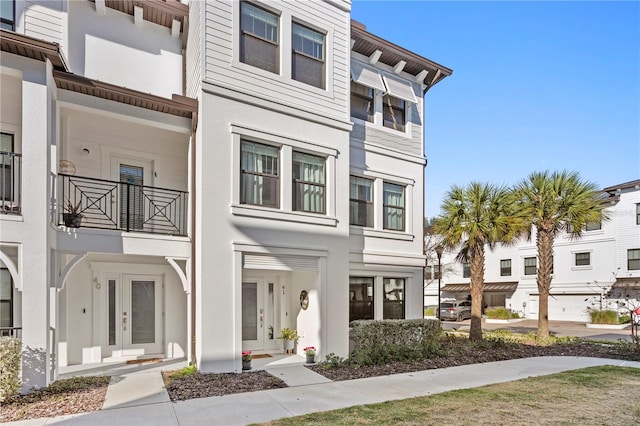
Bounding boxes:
[240,140,280,208]
[349,277,374,323]
[383,182,405,231]
[291,22,325,89]
[350,81,374,122]
[500,259,512,276]
[585,221,602,231]
[636,203,640,225]
[382,94,406,132]
[575,252,591,266]
[463,263,471,278]
[292,151,325,214]
[383,277,405,320]
[349,175,373,227]
[524,257,537,276]
[240,1,279,73]
[628,249,640,271]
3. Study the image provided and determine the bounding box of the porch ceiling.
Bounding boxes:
[442,282,518,293]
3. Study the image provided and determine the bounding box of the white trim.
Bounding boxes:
[165,257,189,294]
[230,123,338,157]
[0,248,21,291]
[232,241,328,258]
[57,253,87,290]
[231,204,338,227]
[350,61,386,92]
[350,139,426,165]
[350,226,414,242]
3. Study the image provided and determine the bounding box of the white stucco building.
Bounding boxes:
[424,180,640,322]
[1,0,451,389]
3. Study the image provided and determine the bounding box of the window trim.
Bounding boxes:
[292,151,326,214]
[500,259,512,277]
[240,140,280,208]
[382,181,405,231]
[524,257,537,276]
[628,249,640,271]
[291,21,326,89]
[574,252,591,267]
[239,1,280,74]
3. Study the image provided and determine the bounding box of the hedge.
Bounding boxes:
[350,319,442,351]
[0,337,22,402]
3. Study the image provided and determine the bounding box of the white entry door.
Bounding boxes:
[242,279,279,351]
[106,275,164,357]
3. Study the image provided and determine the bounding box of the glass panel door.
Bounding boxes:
[131,281,155,344]
[242,282,258,341]
[119,164,144,231]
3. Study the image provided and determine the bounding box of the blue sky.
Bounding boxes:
[351,1,640,219]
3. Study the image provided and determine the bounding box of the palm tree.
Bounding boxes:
[434,182,523,341]
[513,170,608,338]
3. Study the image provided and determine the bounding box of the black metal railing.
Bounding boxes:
[1,151,21,215]
[58,174,188,236]
[0,327,22,338]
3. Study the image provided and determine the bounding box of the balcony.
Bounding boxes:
[1,151,21,215]
[58,174,188,236]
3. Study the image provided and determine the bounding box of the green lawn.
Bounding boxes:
[263,366,640,426]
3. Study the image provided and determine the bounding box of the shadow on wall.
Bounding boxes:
[21,346,48,393]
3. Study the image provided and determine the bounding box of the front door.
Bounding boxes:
[106,275,164,357]
[242,279,279,351]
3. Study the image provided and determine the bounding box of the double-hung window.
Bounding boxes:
[585,221,601,231]
[350,82,374,122]
[383,94,406,132]
[383,182,405,231]
[1,1,14,30]
[383,278,405,319]
[349,277,373,322]
[349,176,373,227]
[0,268,12,329]
[636,203,640,225]
[241,141,280,208]
[500,259,512,276]
[629,249,640,271]
[292,151,325,213]
[524,257,536,275]
[575,252,590,266]
[292,22,325,89]
[240,2,279,73]
[463,263,471,278]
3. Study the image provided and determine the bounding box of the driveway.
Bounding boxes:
[439,319,633,342]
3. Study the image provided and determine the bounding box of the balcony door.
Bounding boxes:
[105,275,164,358]
[110,157,152,232]
[242,279,280,351]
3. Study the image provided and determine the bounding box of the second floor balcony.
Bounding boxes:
[58,173,188,237]
[1,151,21,215]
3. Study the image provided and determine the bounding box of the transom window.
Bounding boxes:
[629,249,640,271]
[349,176,373,227]
[350,82,374,122]
[575,252,590,266]
[463,263,471,278]
[382,94,406,132]
[240,2,279,73]
[292,151,325,213]
[383,182,405,231]
[349,277,373,322]
[524,257,536,275]
[500,259,512,276]
[241,141,280,208]
[383,278,405,319]
[292,22,325,89]
[1,0,14,31]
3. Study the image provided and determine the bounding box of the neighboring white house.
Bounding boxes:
[424,180,640,322]
[0,0,452,389]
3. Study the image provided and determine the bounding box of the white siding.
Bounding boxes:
[186,0,203,99]
[23,0,64,48]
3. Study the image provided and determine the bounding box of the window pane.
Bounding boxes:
[524,257,536,275]
[292,23,324,60]
[349,277,373,322]
[350,82,374,122]
[0,0,14,30]
[131,281,155,344]
[240,2,278,73]
[586,221,601,231]
[108,280,116,346]
[293,151,325,213]
[242,282,258,340]
[575,252,590,266]
[292,23,324,88]
[241,141,280,207]
[425,266,433,280]
[383,95,405,131]
[383,278,404,319]
[383,182,404,231]
[500,259,511,276]
[629,249,640,270]
[636,204,640,225]
[0,269,12,328]
[350,176,373,227]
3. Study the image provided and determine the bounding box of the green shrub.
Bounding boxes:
[485,307,519,319]
[350,319,442,352]
[588,309,618,325]
[618,314,631,324]
[0,337,22,402]
[318,353,348,370]
[164,364,198,382]
[424,307,435,316]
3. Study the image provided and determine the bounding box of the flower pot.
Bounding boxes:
[283,339,294,351]
[305,354,315,364]
[242,360,252,370]
[63,213,82,228]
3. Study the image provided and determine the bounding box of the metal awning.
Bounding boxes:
[350,61,386,92]
[612,277,640,289]
[441,282,518,293]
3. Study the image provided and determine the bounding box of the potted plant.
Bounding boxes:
[277,327,299,354]
[241,351,252,370]
[304,346,316,364]
[63,199,83,228]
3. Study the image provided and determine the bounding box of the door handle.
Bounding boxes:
[123,317,127,331]
[260,315,263,328]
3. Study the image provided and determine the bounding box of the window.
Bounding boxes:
[240,2,279,73]
[629,249,640,271]
[575,252,590,266]
[636,204,640,225]
[383,182,405,231]
[1,0,14,31]
[383,95,405,131]
[1,132,15,203]
[500,259,512,276]
[292,22,324,89]
[349,277,373,322]
[586,221,601,231]
[350,176,373,227]
[241,141,280,208]
[463,263,471,278]
[0,268,12,328]
[350,82,374,122]
[383,278,405,319]
[293,151,325,213]
[524,257,536,275]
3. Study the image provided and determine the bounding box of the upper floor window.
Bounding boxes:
[293,151,325,213]
[240,2,279,73]
[0,0,14,31]
[349,277,374,322]
[350,82,374,122]
[463,263,471,278]
[383,278,405,319]
[636,203,640,225]
[383,182,405,231]
[524,257,536,275]
[292,23,325,89]
[575,252,590,266]
[383,95,405,132]
[500,259,512,276]
[240,141,280,208]
[585,221,601,231]
[433,264,442,280]
[349,176,373,227]
[1,132,16,205]
[629,249,640,271]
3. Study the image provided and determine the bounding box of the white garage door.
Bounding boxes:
[547,294,594,322]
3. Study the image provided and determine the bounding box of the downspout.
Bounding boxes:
[190,112,197,367]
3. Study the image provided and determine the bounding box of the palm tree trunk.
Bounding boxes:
[536,226,554,338]
[469,245,485,341]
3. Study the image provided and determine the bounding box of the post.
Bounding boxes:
[436,245,444,321]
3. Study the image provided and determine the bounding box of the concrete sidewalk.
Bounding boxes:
[8,357,640,426]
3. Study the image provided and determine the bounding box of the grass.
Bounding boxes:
[263,366,640,426]
[485,307,520,319]
[589,309,619,325]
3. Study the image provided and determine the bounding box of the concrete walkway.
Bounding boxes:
[8,357,640,426]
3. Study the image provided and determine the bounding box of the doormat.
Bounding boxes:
[125,358,163,365]
[251,354,272,359]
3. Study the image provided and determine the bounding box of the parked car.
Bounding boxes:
[439,300,472,321]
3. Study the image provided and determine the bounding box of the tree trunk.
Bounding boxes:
[536,226,554,338]
[469,245,485,341]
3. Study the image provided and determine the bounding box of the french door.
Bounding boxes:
[106,275,164,357]
[242,279,279,351]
